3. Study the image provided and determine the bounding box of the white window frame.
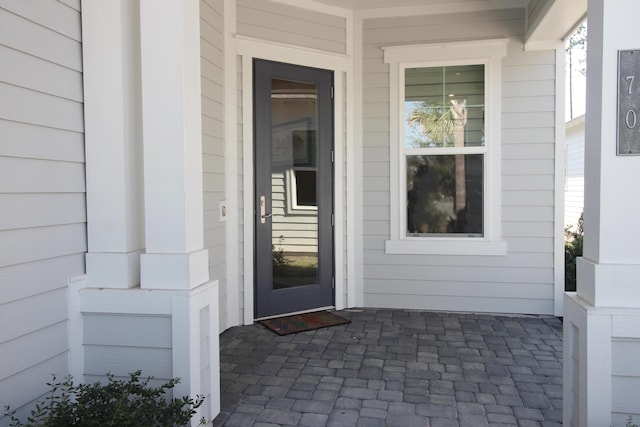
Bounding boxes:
[286,167,318,213]
[383,39,508,256]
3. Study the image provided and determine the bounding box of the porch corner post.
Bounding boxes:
[139,0,208,291]
[82,0,145,289]
[138,0,220,423]
[564,0,640,425]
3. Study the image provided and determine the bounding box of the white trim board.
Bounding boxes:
[235,35,350,71]
[553,45,566,316]
[224,0,241,330]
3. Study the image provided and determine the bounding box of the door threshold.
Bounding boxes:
[255,306,335,322]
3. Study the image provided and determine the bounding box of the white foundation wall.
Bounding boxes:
[0,1,85,423]
[362,9,558,314]
[74,284,220,424]
[564,294,640,426]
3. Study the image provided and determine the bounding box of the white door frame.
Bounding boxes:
[237,36,354,324]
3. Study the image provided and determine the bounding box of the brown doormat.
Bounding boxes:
[259,311,350,335]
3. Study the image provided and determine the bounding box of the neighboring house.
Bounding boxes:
[1,0,638,426]
[565,114,585,230]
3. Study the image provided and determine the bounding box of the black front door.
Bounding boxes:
[254,59,334,319]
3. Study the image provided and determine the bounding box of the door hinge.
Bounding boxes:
[331,277,335,289]
[331,214,335,226]
[331,86,334,99]
[331,150,334,163]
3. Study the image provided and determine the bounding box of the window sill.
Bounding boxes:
[385,238,507,256]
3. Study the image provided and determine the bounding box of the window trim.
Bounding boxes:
[383,39,508,256]
[286,167,318,213]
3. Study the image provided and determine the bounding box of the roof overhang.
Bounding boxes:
[525,0,587,50]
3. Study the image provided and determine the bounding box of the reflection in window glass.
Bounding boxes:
[403,64,486,237]
[405,65,484,148]
[294,170,316,206]
[270,79,319,289]
[407,154,483,236]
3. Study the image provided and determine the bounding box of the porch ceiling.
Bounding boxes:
[307,0,586,50]
[525,0,587,50]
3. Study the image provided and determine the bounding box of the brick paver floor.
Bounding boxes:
[213,308,563,427]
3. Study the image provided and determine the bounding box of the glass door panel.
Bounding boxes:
[270,79,319,289]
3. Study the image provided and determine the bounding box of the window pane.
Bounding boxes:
[407,154,483,236]
[405,65,484,148]
[294,169,316,206]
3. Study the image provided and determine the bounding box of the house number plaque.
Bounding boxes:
[618,50,640,155]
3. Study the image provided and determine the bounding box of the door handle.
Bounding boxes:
[260,195,272,224]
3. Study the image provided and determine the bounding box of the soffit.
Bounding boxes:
[525,0,587,50]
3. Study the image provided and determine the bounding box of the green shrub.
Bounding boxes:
[3,371,205,427]
[565,212,584,292]
[272,235,290,275]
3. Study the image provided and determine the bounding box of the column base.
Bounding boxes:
[86,250,143,288]
[577,258,640,307]
[563,293,640,426]
[140,249,209,290]
[72,280,220,424]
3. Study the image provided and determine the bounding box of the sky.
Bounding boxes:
[565,23,587,121]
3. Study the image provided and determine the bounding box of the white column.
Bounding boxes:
[82,0,144,289]
[138,0,209,290]
[565,1,640,425]
[578,0,640,306]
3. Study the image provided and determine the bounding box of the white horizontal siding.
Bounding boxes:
[0,254,84,305]
[0,120,84,162]
[0,224,87,268]
[201,0,228,330]
[362,8,556,315]
[365,293,552,315]
[58,0,80,12]
[0,82,84,132]
[83,314,173,380]
[364,250,552,268]
[0,1,85,422]
[84,346,173,379]
[0,320,68,382]
[83,314,172,347]
[237,0,347,54]
[364,9,522,44]
[0,157,85,193]
[0,7,82,71]
[0,45,83,102]
[0,353,68,421]
[612,340,640,424]
[0,0,82,41]
[0,193,85,230]
[0,287,68,344]
[610,314,640,425]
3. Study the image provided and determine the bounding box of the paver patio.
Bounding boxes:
[213,308,563,427]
